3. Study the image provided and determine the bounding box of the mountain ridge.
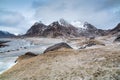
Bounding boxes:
[0,30,15,38]
[25,19,107,38]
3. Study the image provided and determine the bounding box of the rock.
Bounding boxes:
[24,52,37,56]
[114,35,120,42]
[25,22,47,36]
[0,40,10,48]
[15,52,38,62]
[79,39,105,49]
[85,43,96,47]
[110,23,120,35]
[44,42,72,53]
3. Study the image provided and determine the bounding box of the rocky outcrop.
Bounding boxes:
[114,35,120,42]
[44,42,72,53]
[78,22,106,37]
[43,20,79,38]
[15,52,38,62]
[0,41,10,48]
[79,39,105,49]
[25,22,47,36]
[110,23,120,35]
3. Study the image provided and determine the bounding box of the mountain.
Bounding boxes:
[71,21,106,37]
[0,30,15,38]
[109,23,120,35]
[25,22,47,36]
[25,19,106,38]
[42,19,79,38]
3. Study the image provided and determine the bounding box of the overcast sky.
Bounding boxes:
[0,0,120,34]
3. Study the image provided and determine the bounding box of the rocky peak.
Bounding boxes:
[71,20,86,29]
[110,23,120,35]
[25,21,47,36]
[58,18,71,27]
[83,22,97,30]
[25,19,106,38]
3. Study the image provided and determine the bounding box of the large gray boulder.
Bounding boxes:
[44,42,72,53]
[114,35,120,42]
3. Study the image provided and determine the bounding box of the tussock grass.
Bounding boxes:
[0,46,120,80]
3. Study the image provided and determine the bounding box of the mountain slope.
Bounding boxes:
[0,31,15,38]
[25,22,47,36]
[110,23,120,35]
[71,21,106,37]
[25,19,106,38]
[43,19,79,38]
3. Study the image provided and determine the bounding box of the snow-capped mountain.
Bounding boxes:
[71,20,86,29]
[0,30,15,38]
[43,19,79,38]
[25,19,106,38]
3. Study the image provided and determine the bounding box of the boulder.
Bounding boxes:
[15,52,37,62]
[44,42,72,53]
[114,35,120,42]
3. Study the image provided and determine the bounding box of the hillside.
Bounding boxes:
[0,31,15,38]
[0,38,120,80]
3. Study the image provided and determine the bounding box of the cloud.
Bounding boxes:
[0,10,25,26]
[0,0,120,34]
[32,0,120,29]
[98,0,120,10]
[0,10,34,34]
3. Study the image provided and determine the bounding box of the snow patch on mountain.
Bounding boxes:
[58,19,71,27]
[71,21,87,29]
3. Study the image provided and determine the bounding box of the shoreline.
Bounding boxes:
[0,56,17,74]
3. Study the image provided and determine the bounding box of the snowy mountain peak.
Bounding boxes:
[71,20,87,29]
[34,21,43,26]
[58,18,71,27]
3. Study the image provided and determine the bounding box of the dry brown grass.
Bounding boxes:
[0,45,120,80]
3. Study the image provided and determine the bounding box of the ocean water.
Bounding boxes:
[0,38,63,74]
[0,57,17,74]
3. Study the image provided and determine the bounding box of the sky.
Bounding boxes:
[0,0,120,34]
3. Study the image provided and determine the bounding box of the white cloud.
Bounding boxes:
[0,0,120,34]
[0,10,36,34]
[32,0,120,29]
[0,10,25,26]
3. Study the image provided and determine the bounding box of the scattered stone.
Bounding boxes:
[114,35,120,42]
[44,42,72,53]
[24,52,37,56]
[15,52,38,63]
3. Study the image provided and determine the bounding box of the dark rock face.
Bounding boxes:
[114,35,120,42]
[24,52,38,56]
[110,23,120,35]
[15,52,37,62]
[25,19,107,38]
[0,31,15,38]
[43,21,79,38]
[78,22,106,37]
[0,41,10,48]
[25,19,79,38]
[25,22,47,36]
[44,42,72,53]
